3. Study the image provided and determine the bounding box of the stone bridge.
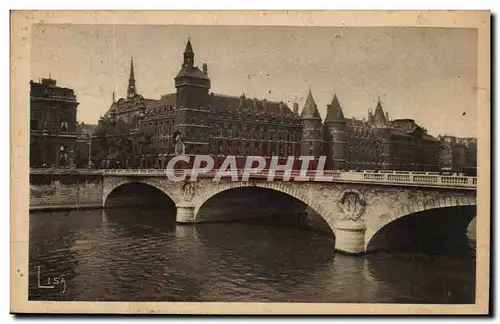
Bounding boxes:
[101,169,477,255]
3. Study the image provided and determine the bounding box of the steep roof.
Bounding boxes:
[373,100,387,125]
[209,94,291,115]
[390,129,413,137]
[184,38,193,54]
[159,93,177,106]
[300,90,321,120]
[324,94,345,123]
[175,66,209,80]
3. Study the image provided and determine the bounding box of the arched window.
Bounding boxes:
[60,120,68,133]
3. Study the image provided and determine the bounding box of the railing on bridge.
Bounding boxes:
[30,168,477,189]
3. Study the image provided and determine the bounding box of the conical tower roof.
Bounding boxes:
[184,38,194,54]
[373,99,387,125]
[324,94,345,123]
[300,89,321,120]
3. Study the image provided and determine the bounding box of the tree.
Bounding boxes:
[133,130,154,168]
[371,137,382,171]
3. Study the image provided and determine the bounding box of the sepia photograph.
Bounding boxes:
[10,10,490,314]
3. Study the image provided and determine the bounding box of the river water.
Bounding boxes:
[29,208,476,303]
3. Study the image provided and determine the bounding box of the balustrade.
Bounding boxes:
[441,176,468,185]
[387,174,411,182]
[363,173,385,181]
[30,168,477,188]
[412,175,439,184]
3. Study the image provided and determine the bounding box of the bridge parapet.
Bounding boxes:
[30,168,477,189]
[97,169,477,190]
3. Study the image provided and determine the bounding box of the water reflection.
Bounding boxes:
[29,208,476,303]
[194,223,336,301]
[366,250,476,304]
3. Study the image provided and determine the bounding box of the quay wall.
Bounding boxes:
[29,173,104,211]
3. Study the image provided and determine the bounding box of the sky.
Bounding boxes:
[31,24,478,138]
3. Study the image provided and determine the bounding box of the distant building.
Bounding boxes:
[340,102,441,171]
[438,135,477,175]
[95,39,449,172]
[29,77,79,168]
[75,122,98,168]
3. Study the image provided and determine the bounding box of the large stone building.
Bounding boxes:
[30,77,79,168]
[438,135,477,175]
[96,39,443,171]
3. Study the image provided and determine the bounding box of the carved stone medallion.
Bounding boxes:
[338,189,366,221]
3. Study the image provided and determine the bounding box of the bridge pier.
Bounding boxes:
[334,220,367,255]
[176,201,195,224]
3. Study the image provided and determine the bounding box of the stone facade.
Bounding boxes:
[30,181,103,210]
[95,39,447,172]
[101,175,477,254]
[30,77,79,168]
[29,172,103,210]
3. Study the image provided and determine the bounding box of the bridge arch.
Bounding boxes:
[103,179,179,208]
[365,195,476,252]
[194,181,336,232]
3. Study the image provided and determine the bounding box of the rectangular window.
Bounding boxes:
[30,119,38,130]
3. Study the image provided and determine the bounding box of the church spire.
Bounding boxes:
[300,89,322,120]
[130,57,135,80]
[127,57,137,99]
[183,38,194,68]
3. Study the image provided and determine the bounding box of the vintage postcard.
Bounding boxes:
[10,10,490,314]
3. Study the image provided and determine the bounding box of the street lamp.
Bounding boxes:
[42,129,48,167]
[87,133,92,169]
[60,145,65,168]
[137,99,147,168]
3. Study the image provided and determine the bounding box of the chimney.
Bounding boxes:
[112,92,116,103]
[253,98,258,111]
[385,112,389,121]
[293,102,299,114]
[279,101,286,114]
[202,63,208,76]
[263,99,267,112]
[239,93,245,108]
